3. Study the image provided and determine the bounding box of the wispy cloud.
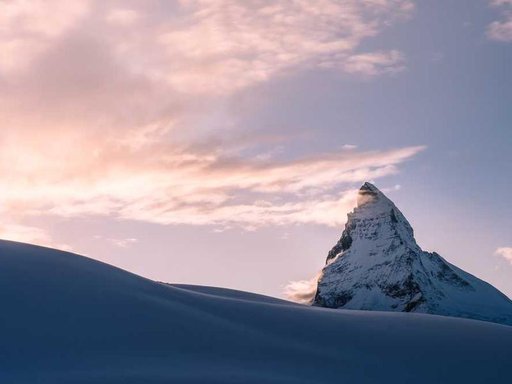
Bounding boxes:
[490,0,512,6]
[0,223,72,251]
[155,0,414,93]
[0,223,52,245]
[342,50,405,76]
[0,139,425,228]
[495,247,512,264]
[0,0,414,94]
[0,0,418,246]
[487,0,512,42]
[94,235,138,248]
[284,272,322,304]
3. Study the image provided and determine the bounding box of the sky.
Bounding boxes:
[0,0,511,299]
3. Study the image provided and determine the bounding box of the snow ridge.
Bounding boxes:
[314,182,512,326]
[2,239,511,383]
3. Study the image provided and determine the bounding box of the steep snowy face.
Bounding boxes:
[314,183,512,326]
[325,182,419,264]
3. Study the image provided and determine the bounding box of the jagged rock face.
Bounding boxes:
[314,182,512,326]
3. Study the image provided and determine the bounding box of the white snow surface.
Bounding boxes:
[0,239,511,383]
[314,183,512,326]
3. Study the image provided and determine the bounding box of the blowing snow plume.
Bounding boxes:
[284,272,322,304]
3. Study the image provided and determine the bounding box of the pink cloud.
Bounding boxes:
[0,1,90,72]
[1,0,413,92]
[0,0,419,246]
[0,133,425,228]
[495,247,512,264]
[0,223,72,251]
[487,0,512,42]
[105,8,139,26]
[155,0,413,93]
[342,50,405,76]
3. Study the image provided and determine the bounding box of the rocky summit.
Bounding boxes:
[313,182,512,326]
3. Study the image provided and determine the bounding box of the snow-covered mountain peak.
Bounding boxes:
[355,182,395,215]
[354,183,409,225]
[357,182,386,206]
[326,182,417,264]
[314,182,512,326]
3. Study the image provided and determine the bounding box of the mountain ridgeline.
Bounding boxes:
[313,182,512,326]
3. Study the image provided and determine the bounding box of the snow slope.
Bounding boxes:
[0,239,511,384]
[172,283,294,305]
[314,183,512,326]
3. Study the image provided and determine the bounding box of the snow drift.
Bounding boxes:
[0,239,511,383]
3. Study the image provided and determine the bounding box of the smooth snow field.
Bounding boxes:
[0,240,511,384]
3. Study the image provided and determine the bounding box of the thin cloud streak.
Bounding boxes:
[487,0,512,42]
[495,247,512,264]
[342,50,405,76]
[0,139,425,228]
